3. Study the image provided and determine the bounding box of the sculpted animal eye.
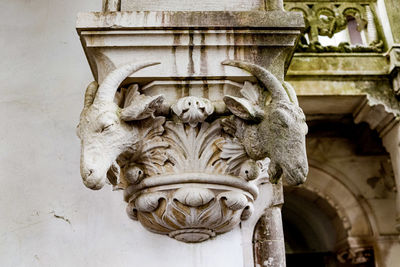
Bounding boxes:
[100,123,114,133]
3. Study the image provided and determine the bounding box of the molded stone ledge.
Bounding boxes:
[80,29,301,48]
[288,54,389,76]
[120,0,266,12]
[76,11,304,31]
[78,29,301,82]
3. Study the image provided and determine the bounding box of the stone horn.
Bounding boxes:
[94,61,161,104]
[83,81,99,110]
[221,60,290,103]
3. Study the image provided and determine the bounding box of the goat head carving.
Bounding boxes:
[77,62,164,190]
[222,60,308,185]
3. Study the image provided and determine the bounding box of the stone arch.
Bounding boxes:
[252,162,377,266]
[281,163,376,265]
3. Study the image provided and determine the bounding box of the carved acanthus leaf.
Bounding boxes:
[174,187,215,207]
[223,81,264,121]
[217,137,247,176]
[121,84,165,121]
[163,120,223,173]
[129,187,254,242]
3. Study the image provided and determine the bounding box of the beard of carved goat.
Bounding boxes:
[222,60,308,185]
[76,62,164,190]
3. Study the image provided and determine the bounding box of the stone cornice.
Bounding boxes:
[76,11,304,31]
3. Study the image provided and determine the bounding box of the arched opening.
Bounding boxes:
[283,187,346,266]
[283,186,375,267]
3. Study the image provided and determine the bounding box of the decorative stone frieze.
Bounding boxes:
[285,1,383,53]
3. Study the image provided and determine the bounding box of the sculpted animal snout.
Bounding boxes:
[80,155,107,190]
[284,160,308,185]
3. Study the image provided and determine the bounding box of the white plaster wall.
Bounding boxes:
[0,1,244,266]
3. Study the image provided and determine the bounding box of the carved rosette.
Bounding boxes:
[78,60,308,243]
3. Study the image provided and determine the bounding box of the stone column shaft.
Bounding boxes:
[254,205,286,267]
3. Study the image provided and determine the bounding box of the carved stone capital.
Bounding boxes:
[77,0,307,243]
[76,58,308,242]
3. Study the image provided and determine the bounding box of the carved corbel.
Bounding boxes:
[77,60,308,243]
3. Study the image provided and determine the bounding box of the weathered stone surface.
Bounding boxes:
[254,206,286,267]
[77,11,304,30]
[102,0,286,12]
[120,0,265,12]
[285,1,383,53]
[77,57,308,243]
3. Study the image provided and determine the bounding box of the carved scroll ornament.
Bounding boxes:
[77,60,308,242]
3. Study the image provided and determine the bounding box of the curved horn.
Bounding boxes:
[83,81,99,109]
[283,81,299,106]
[222,60,290,102]
[94,61,160,103]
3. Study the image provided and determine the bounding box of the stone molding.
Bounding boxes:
[102,0,285,12]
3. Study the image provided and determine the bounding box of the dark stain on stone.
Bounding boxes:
[183,80,190,96]
[225,31,232,60]
[51,211,71,225]
[143,11,149,24]
[233,30,239,60]
[116,0,121,11]
[367,177,380,189]
[172,33,181,75]
[176,83,183,98]
[200,32,207,76]
[188,30,195,77]
[202,78,209,99]
[161,12,165,25]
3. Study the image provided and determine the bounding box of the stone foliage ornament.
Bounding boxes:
[77,60,308,242]
[171,96,214,127]
[285,2,383,53]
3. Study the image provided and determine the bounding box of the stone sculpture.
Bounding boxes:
[76,62,165,190]
[77,60,308,242]
[221,60,308,185]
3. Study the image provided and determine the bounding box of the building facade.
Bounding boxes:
[0,0,399,267]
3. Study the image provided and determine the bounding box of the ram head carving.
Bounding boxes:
[222,60,308,185]
[76,62,164,190]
